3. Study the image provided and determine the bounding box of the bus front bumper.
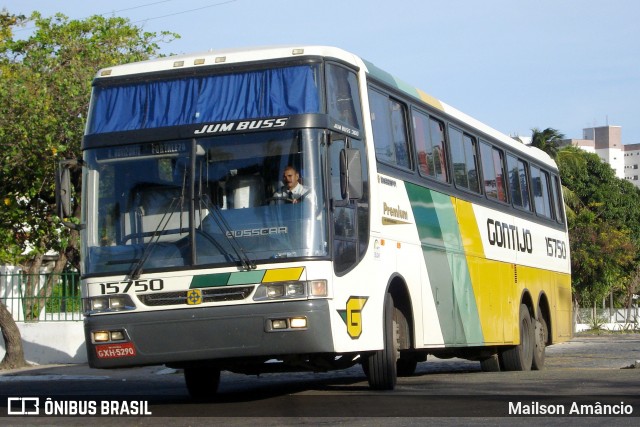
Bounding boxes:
[84,299,334,368]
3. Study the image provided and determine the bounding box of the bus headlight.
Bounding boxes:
[253,280,328,301]
[91,329,127,343]
[267,317,308,331]
[84,295,136,314]
[90,297,108,311]
[109,296,128,310]
[286,282,305,297]
[289,317,307,328]
[308,280,328,297]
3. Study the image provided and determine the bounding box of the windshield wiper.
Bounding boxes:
[198,194,256,271]
[127,195,183,280]
[128,170,189,280]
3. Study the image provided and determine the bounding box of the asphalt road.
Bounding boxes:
[0,333,639,425]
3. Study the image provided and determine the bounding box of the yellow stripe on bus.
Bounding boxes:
[455,198,511,344]
[454,198,484,257]
[262,267,305,283]
[416,88,444,111]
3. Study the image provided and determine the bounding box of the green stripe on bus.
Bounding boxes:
[406,183,484,345]
[228,270,266,285]
[364,59,443,111]
[190,270,268,288]
[190,273,231,288]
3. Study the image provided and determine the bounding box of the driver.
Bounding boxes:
[273,165,312,204]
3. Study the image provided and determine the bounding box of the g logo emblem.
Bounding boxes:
[338,296,368,339]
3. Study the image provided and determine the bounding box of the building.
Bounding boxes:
[585,126,624,179]
[624,143,640,186]
[560,125,640,187]
[565,138,595,153]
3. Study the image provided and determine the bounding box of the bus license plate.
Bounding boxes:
[95,342,137,359]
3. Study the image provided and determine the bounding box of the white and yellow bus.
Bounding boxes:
[60,46,572,397]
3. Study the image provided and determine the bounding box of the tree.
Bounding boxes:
[623,265,640,324]
[569,208,635,307]
[531,127,565,160]
[556,147,640,312]
[0,10,178,369]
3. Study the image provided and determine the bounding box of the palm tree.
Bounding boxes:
[531,127,565,160]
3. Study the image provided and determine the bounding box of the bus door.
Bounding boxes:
[327,134,367,276]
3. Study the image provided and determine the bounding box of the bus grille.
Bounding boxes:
[138,286,255,306]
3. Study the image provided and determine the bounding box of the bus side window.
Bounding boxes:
[493,146,507,202]
[369,88,411,170]
[413,110,432,176]
[449,126,480,193]
[412,110,448,183]
[430,117,448,182]
[551,174,565,224]
[507,154,532,211]
[480,141,507,203]
[518,159,531,211]
[531,165,552,218]
[464,134,480,193]
[326,63,363,130]
[507,154,522,208]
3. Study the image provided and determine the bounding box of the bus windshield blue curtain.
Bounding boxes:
[88,65,320,134]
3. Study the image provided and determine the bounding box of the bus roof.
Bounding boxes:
[94,45,361,79]
[95,45,555,169]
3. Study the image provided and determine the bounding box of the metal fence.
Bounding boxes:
[576,307,640,331]
[0,272,82,322]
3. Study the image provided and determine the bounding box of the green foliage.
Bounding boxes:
[587,312,607,331]
[531,127,565,160]
[556,147,640,306]
[0,11,178,266]
[45,281,82,314]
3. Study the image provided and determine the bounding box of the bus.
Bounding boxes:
[57,46,572,397]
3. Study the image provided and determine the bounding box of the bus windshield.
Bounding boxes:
[83,129,327,276]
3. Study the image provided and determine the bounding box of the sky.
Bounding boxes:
[5,0,640,144]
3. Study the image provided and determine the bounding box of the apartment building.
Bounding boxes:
[560,125,640,187]
[624,142,640,186]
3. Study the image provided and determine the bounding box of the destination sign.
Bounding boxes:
[96,141,189,161]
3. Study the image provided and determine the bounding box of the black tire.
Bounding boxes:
[365,294,399,390]
[184,366,221,400]
[397,357,418,377]
[480,354,501,372]
[394,306,418,377]
[500,304,534,371]
[532,313,547,370]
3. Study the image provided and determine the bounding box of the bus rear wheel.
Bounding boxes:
[364,293,399,390]
[184,366,221,400]
[500,304,534,371]
[532,313,547,370]
[397,357,418,377]
[480,354,501,372]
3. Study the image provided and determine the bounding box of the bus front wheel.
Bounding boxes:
[364,293,399,390]
[500,304,534,371]
[184,366,221,400]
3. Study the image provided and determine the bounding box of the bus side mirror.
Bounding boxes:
[340,148,363,200]
[56,159,83,230]
[56,161,72,219]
